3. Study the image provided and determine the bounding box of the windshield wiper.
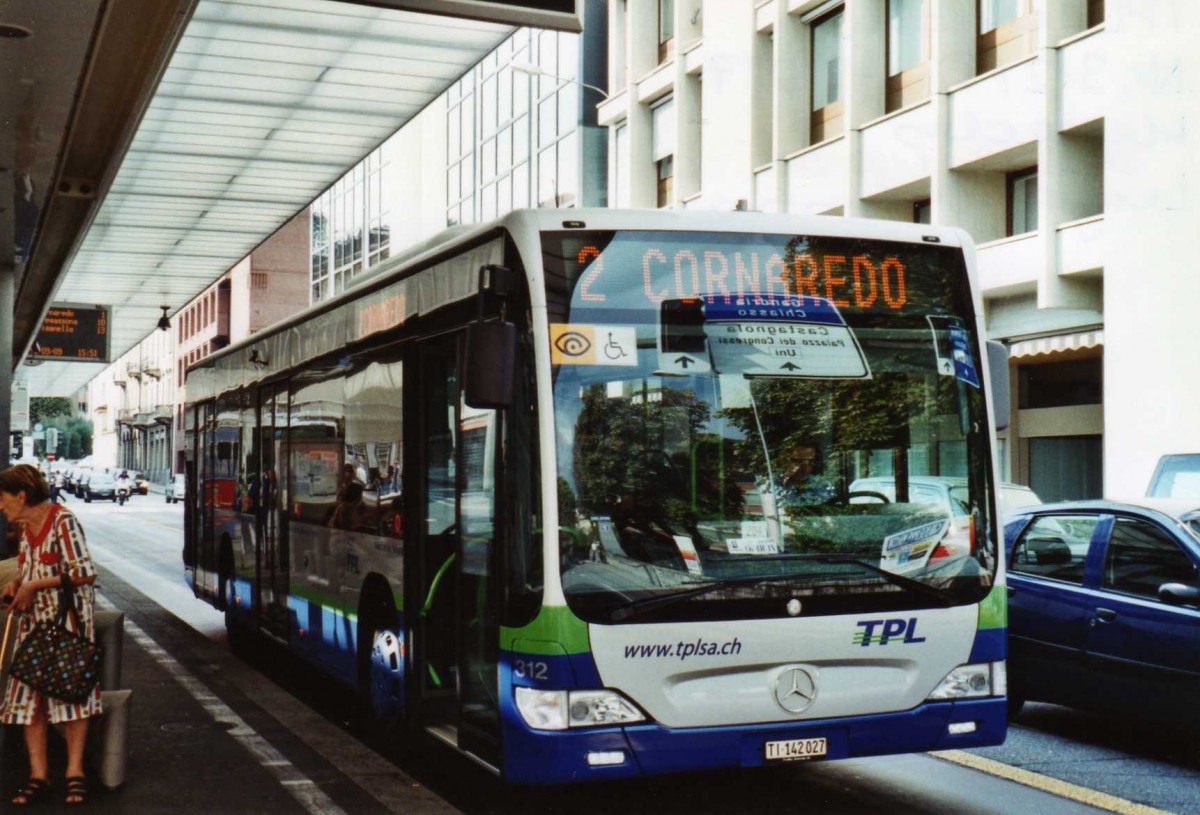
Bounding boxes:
[803,554,954,606]
[609,573,826,622]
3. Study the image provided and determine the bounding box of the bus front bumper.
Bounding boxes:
[502,697,1006,785]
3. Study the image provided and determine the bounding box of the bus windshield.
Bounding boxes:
[543,229,996,623]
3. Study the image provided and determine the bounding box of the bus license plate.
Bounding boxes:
[765,737,827,761]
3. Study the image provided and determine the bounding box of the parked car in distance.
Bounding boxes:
[1147,454,1200,499]
[75,469,94,497]
[1004,499,1200,727]
[133,472,150,495]
[85,473,118,503]
[850,475,1042,518]
[166,473,186,504]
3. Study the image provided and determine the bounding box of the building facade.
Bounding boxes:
[597,0,1198,502]
[308,3,608,304]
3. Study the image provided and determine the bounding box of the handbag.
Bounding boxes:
[8,527,103,704]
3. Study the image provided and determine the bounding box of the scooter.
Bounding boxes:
[117,483,130,506]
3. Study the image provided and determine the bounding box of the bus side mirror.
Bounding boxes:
[466,264,517,410]
[466,321,516,409]
[987,341,1010,431]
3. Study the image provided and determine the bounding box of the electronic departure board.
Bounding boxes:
[30,303,110,363]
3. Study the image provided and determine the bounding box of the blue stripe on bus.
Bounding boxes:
[967,626,1006,663]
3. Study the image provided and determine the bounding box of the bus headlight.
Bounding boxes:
[926,662,1004,700]
[515,687,646,730]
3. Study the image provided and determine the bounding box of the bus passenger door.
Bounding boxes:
[413,335,501,765]
[257,384,290,640]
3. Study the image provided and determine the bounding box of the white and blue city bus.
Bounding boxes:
[183,209,1009,784]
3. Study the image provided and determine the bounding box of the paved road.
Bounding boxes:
[2,494,1194,813]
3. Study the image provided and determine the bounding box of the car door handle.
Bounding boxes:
[1094,607,1117,623]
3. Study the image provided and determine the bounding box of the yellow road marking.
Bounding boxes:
[933,750,1176,815]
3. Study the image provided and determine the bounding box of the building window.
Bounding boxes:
[658,0,675,63]
[810,8,844,144]
[979,0,1019,32]
[652,96,675,208]
[913,199,931,224]
[1019,357,1101,409]
[977,0,1037,74]
[1088,0,1104,27]
[1008,168,1037,235]
[886,0,929,113]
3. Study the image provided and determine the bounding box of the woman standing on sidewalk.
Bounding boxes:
[0,464,101,806]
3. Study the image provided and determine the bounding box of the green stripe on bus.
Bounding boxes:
[978,584,1006,630]
[501,605,590,654]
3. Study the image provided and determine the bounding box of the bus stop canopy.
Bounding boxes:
[3,0,579,398]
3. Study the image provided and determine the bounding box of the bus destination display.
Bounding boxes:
[31,303,110,362]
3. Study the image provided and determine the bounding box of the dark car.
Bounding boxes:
[85,473,118,503]
[1005,499,1200,727]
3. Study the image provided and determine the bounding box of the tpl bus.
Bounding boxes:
[183,209,1009,784]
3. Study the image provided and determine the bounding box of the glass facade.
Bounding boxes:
[310,148,390,303]
[448,28,580,226]
[309,27,586,306]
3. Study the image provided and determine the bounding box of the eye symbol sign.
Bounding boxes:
[554,331,592,357]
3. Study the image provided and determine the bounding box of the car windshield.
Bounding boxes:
[1148,454,1200,498]
[544,229,997,622]
[91,475,114,486]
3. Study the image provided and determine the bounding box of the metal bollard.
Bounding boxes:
[93,689,132,790]
[94,610,125,691]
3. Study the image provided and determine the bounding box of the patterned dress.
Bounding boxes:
[0,503,103,724]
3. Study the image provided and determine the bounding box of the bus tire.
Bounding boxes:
[1007,694,1026,719]
[357,581,406,745]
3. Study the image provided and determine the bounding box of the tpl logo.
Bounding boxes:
[854,617,926,646]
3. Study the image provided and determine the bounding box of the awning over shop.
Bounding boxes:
[1008,328,1104,359]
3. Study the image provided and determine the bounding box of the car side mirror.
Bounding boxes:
[1158,582,1200,606]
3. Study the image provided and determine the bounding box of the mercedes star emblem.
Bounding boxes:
[774,667,817,714]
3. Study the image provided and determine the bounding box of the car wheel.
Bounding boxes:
[1007,695,1026,719]
[84,494,92,503]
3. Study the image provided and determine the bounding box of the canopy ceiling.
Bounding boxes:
[8,0,578,397]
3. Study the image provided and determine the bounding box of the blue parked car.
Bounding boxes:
[1004,499,1200,725]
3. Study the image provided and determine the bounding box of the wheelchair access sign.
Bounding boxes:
[550,324,638,366]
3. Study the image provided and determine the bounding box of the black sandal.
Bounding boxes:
[64,776,88,806]
[11,778,50,806]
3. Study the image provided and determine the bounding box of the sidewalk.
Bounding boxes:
[1,562,405,814]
